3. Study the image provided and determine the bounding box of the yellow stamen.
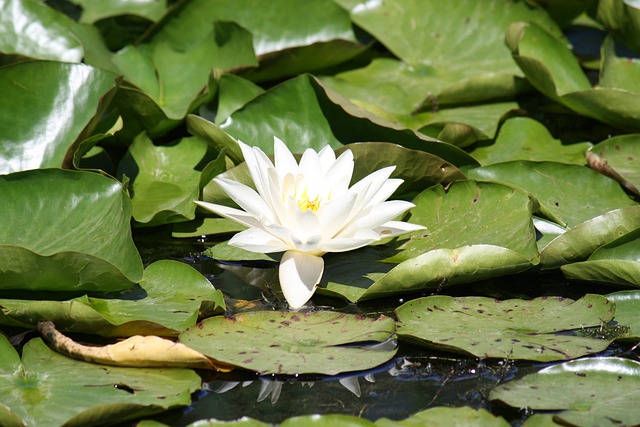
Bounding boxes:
[298,194,320,212]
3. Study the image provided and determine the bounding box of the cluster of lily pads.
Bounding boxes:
[1,0,640,426]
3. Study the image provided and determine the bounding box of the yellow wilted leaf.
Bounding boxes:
[38,321,233,371]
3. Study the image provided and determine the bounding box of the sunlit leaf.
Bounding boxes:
[587,133,640,196]
[490,357,640,427]
[179,311,397,375]
[0,260,224,337]
[376,407,511,427]
[0,169,143,292]
[0,62,117,174]
[0,335,200,427]
[396,295,615,361]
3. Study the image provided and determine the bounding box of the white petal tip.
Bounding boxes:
[279,251,324,309]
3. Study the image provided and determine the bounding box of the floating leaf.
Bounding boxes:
[117,133,212,226]
[541,205,640,268]
[587,133,640,196]
[71,0,168,23]
[0,335,200,427]
[376,407,510,427]
[605,290,640,339]
[38,321,220,370]
[506,21,640,131]
[172,217,246,238]
[395,295,615,361]
[490,357,640,427]
[0,169,143,292]
[0,62,117,174]
[282,414,374,427]
[0,260,224,337]
[470,117,591,166]
[0,0,83,62]
[179,311,397,375]
[468,161,637,228]
[594,0,640,53]
[561,227,640,286]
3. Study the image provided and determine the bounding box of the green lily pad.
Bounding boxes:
[329,0,561,112]
[416,102,520,148]
[467,161,637,228]
[117,133,214,226]
[112,21,256,120]
[179,311,397,375]
[395,294,615,361]
[594,0,640,53]
[561,227,640,286]
[0,260,225,337]
[172,217,247,239]
[150,0,361,81]
[390,180,538,264]
[0,335,200,427]
[0,169,143,292]
[0,0,83,62]
[605,290,640,339]
[0,62,117,174]
[319,180,539,303]
[587,133,640,196]
[192,75,477,169]
[71,0,167,23]
[213,74,265,125]
[489,357,640,427]
[470,117,592,166]
[283,414,374,427]
[541,205,640,268]
[506,21,640,131]
[376,407,510,427]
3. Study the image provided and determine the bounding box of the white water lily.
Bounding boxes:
[195,137,424,309]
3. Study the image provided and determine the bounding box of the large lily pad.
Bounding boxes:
[561,227,640,286]
[594,0,640,53]
[0,62,117,174]
[0,169,143,292]
[192,75,477,169]
[540,205,640,268]
[587,133,640,196]
[0,260,224,337]
[0,0,83,62]
[467,160,637,228]
[376,407,510,427]
[0,335,200,427]
[470,117,591,165]
[319,180,539,303]
[112,21,256,121]
[179,311,397,375]
[489,357,640,427]
[117,133,214,226]
[506,21,640,131]
[605,290,640,339]
[395,295,615,361]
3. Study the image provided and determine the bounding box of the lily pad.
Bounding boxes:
[71,0,168,23]
[395,295,615,361]
[282,414,374,426]
[376,407,510,427]
[390,180,538,264]
[0,169,143,292]
[605,290,640,339]
[192,75,477,169]
[467,160,637,228]
[489,357,640,427]
[594,0,640,53]
[541,205,640,268]
[561,227,640,286]
[0,260,224,337]
[0,0,83,62]
[0,62,117,174]
[117,133,214,226]
[506,21,640,131]
[470,117,592,166]
[587,133,640,196]
[179,311,397,375]
[0,335,200,427]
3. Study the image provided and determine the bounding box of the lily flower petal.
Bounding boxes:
[228,228,291,253]
[279,251,324,309]
[374,220,426,237]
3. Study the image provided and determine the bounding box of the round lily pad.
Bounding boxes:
[395,294,614,361]
[179,311,397,375]
[490,357,640,427]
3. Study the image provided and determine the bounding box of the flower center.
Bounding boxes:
[297,193,320,212]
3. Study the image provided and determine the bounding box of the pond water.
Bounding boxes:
[134,232,630,426]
